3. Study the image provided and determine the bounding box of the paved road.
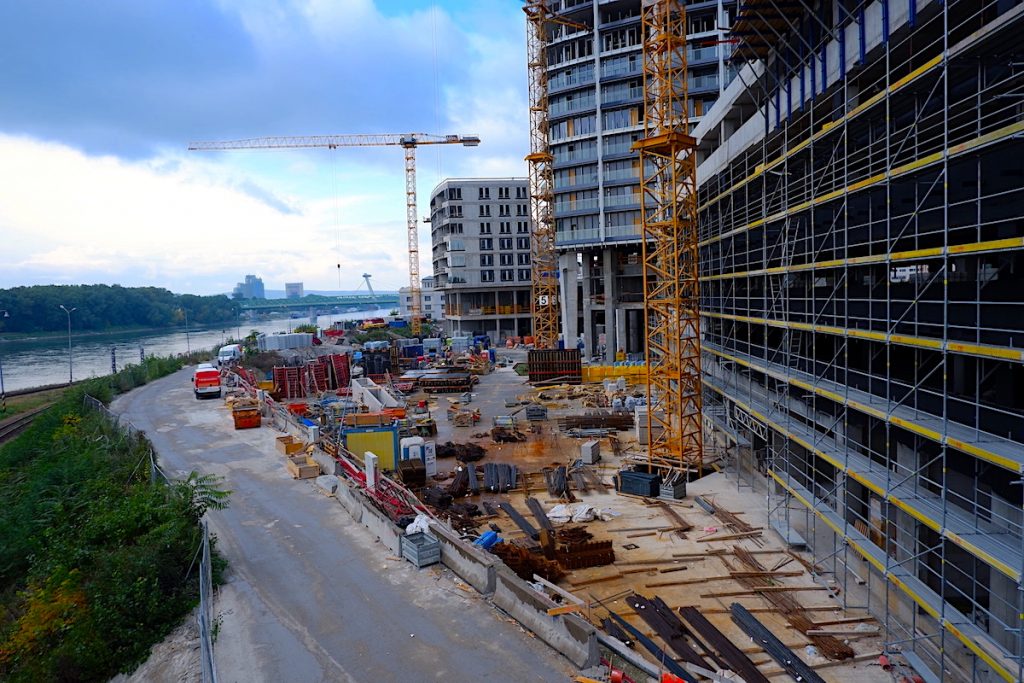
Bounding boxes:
[113,370,574,683]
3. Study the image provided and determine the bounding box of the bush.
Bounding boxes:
[0,356,229,681]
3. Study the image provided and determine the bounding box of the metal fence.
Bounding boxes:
[82,394,218,683]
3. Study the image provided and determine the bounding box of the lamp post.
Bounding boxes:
[0,310,8,413]
[179,307,191,355]
[59,305,76,384]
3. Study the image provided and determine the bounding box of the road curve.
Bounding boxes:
[113,369,574,683]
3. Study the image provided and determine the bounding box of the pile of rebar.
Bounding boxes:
[490,542,563,582]
[730,546,853,660]
[542,465,569,496]
[435,441,487,461]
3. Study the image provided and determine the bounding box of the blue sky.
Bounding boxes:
[0,0,529,294]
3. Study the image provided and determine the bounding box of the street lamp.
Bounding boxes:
[0,310,8,413]
[182,308,191,354]
[59,304,76,384]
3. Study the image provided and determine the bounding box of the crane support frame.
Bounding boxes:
[634,0,704,473]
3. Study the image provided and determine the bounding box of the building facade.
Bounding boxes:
[284,282,304,299]
[429,178,533,341]
[398,276,445,322]
[695,1,1024,681]
[548,0,736,359]
[232,274,265,299]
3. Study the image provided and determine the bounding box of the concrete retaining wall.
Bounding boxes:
[312,435,599,670]
[491,566,599,668]
[428,522,497,594]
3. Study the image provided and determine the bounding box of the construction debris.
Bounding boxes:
[435,441,487,461]
[490,542,563,582]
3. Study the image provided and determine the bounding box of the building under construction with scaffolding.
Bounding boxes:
[695,1,1024,681]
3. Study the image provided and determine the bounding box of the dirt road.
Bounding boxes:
[113,369,574,683]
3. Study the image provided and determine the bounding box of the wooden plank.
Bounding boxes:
[811,615,877,627]
[806,627,879,636]
[532,574,585,605]
[547,604,584,616]
[701,586,830,598]
[697,530,763,543]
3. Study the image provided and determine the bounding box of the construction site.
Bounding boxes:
[186,1,1024,682]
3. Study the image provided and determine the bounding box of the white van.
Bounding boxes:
[217,344,243,365]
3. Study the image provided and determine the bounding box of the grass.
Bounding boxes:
[0,355,229,681]
[0,388,66,419]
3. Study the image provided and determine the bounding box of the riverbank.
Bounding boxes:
[0,321,240,344]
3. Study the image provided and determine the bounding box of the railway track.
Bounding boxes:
[0,405,51,443]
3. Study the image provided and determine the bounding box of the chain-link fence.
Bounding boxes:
[83,394,217,683]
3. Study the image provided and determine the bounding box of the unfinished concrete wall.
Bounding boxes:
[428,522,497,594]
[491,566,599,669]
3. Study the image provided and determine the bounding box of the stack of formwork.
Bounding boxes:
[305,363,328,393]
[272,367,303,399]
[527,349,582,385]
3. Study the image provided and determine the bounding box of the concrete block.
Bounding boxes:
[311,451,338,476]
[334,481,364,522]
[355,490,401,554]
[428,522,497,594]
[491,566,598,668]
[315,475,339,495]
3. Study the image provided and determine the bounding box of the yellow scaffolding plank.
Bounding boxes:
[701,311,1024,363]
[699,120,1024,248]
[704,345,1022,473]
[768,470,1018,683]
[701,237,1024,282]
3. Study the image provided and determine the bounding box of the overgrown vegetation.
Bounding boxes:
[0,284,239,334]
[0,357,229,681]
[291,323,317,334]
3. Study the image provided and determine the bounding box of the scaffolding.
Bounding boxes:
[698,1,1024,681]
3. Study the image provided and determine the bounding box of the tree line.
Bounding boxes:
[0,285,239,334]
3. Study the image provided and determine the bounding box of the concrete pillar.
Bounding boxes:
[560,252,579,346]
[603,249,617,362]
[582,255,593,358]
[615,308,626,359]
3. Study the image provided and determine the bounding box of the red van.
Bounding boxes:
[193,364,222,399]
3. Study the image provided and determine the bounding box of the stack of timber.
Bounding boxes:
[558,410,633,432]
[527,349,582,385]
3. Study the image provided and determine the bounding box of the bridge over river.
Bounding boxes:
[238,294,399,311]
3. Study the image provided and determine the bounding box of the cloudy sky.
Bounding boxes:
[0,0,529,295]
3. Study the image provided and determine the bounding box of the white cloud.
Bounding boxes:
[0,134,414,293]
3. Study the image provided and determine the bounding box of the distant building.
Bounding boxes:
[232,274,265,299]
[399,276,445,322]
[429,177,533,342]
[284,282,304,299]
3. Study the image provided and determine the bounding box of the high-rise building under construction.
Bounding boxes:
[695,1,1024,681]
[551,0,736,360]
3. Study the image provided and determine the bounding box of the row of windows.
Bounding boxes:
[480,269,532,283]
[479,222,530,234]
[480,253,531,266]
[477,186,528,200]
[404,295,445,302]
[478,204,529,217]
[479,237,531,250]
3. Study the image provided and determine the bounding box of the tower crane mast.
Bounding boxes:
[189,133,480,337]
[522,2,587,349]
[634,0,704,473]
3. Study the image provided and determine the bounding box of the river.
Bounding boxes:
[0,308,393,393]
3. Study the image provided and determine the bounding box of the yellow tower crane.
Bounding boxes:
[188,133,480,337]
[633,0,704,473]
[522,2,587,349]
